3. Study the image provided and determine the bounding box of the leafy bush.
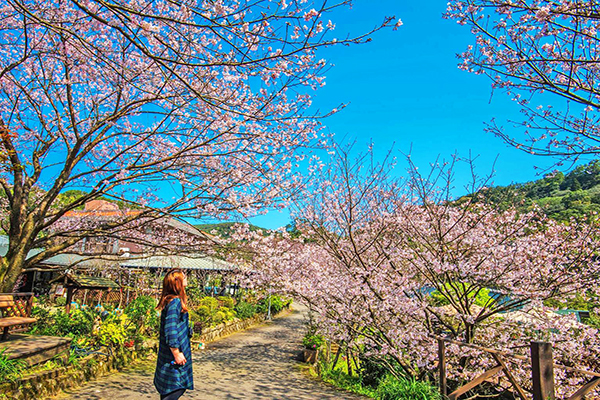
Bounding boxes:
[186,284,205,307]
[0,349,26,384]
[303,333,325,350]
[214,310,226,324]
[256,295,287,314]
[218,296,235,309]
[234,301,257,320]
[199,297,219,312]
[29,307,95,338]
[319,360,376,398]
[94,314,129,347]
[189,305,213,327]
[218,306,236,321]
[270,296,284,314]
[124,295,159,336]
[319,358,440,400]
[55,296,66,307]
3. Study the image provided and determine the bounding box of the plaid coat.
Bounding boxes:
[154,297,194,395]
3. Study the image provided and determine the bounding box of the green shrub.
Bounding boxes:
[94,315,128,347]
[218,296,235,309]
[319,358,440,400]
[124,296,159,336]
[257,295,287,314]
[55,296,66,307]
[199,297,219,312]
[270,296,284,314]
[214,311,226,324]
[30,307,95,338]
[186,285,205,306]
[303,333,325,350]
[319,360,376,398]
[234,301,256,320]
[190,305,213,327]
[359,354,390,388]
[218,306,236,321]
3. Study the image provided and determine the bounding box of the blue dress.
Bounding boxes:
[154,297,194,395]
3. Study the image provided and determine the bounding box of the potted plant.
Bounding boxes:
[302,333,324,363]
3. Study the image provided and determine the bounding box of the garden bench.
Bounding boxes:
[0,294,36,340]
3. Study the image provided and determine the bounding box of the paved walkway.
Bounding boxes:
[53,305,364,400]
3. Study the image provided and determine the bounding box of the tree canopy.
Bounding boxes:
[0,0,397,291]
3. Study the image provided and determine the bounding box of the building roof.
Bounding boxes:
[0,236,43,259]
[41,253,120,268]
[51,273,120,289]
[38,252,236,272]
[120,254,236,271]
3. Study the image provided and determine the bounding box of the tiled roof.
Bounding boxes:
[40,252,236,271]
[51,273,120,289]
[120,254,235,271]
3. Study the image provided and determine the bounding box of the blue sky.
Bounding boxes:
[247,1,566,229]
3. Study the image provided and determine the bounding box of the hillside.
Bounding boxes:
[462,160,600,221]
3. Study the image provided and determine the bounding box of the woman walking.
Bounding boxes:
[154,269,194,400]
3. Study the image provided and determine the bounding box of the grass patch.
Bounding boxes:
[0,349,27,384]
[316,358,440,400]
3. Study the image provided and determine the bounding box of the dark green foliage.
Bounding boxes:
[257,295,288,314]
[359,354,391,387]
[465,160,600,221]
[319,358,440,400]
[124,295,159,336]
[319,365,377,398]
[218,296,235,309]
[302,333,325,350]
[29,307,95,338]
[234,301,257,320]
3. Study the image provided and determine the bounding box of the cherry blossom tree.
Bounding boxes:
[445,1,600,161]
[0,0,398,291]
[232,147,600,395]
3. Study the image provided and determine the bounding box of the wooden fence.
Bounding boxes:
[436,336,600,400]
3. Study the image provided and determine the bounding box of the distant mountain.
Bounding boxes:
[194,222,266,238]
[460,160,600,221]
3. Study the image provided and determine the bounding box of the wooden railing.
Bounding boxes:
[436,336,600,400]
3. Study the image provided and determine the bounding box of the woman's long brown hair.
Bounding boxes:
[157,269,188,313]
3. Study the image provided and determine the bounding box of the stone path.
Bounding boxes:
[53,305,364,400]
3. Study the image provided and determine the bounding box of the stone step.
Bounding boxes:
[0,334,72,366]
